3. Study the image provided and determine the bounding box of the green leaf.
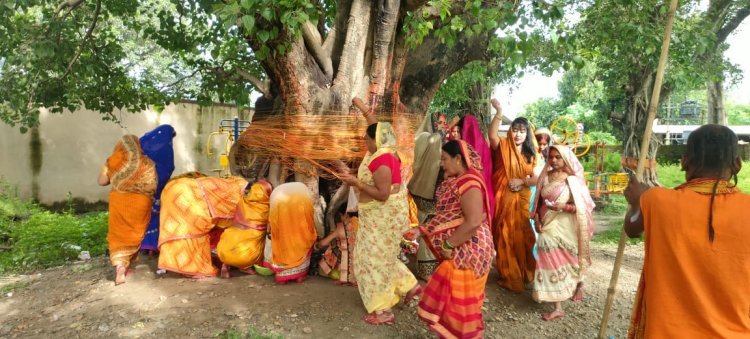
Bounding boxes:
[241,15,255,31]
[261,8,274,21]
[258,30,270,43]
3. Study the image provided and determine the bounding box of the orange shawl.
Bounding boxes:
[628,180,750,338]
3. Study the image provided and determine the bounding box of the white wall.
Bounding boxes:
[0,102,253,205]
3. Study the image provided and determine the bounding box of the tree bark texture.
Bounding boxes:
[706,79,727,125]
[237,1,493,232]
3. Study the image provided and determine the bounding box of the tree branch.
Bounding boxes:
[370,0,400,97]
[302,21,334,80]
[61,0,101,80]
[331,0,372,95]
[325,0,353,75]
[717,5,750,43]
[404,0,430,11]
[55,0,85,16]
[237,69,271,98]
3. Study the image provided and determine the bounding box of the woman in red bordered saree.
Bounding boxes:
[417,140,496,339]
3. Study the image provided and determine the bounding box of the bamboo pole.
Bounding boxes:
[597,0,680,337]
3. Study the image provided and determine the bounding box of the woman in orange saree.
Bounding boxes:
[217,179,273,278]
[262,182,318,284]
[158,176,249,278]
[417,140,495,339]
[97,134,157,285]
[488,98,540,293]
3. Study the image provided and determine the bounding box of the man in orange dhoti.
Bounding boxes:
[624,125,750,338]
[488,98,540,292]
[98,135,157,285]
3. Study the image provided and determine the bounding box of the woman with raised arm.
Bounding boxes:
[488,98,540,293]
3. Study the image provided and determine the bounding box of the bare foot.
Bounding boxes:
[542,310,564,321]
[571,283,584,303]
[114,266,126,286]
[220,264,231,279]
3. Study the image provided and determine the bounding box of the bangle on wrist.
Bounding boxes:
[442,240,455,251]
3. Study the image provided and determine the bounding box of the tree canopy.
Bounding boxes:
[0,0,574,132]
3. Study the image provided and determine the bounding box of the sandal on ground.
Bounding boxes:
[362,311,395,325]
[404,284,423,305]
[542,310,565,321]
[114,266,127,286]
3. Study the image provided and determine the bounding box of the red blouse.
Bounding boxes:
[368,153,402,184]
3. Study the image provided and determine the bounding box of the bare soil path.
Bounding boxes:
[1,213,642,338]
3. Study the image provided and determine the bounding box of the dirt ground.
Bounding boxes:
[0,216,643,339]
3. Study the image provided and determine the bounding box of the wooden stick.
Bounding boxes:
[597,0,679,337]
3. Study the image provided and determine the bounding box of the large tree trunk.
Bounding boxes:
[706,79,727,125]
[620,72,666,186]
[237,1,490,234]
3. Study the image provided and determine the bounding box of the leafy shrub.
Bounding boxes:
[0,212,108,273]
[582,151,622,173]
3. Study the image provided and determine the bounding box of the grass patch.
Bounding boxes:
[0,178,108,275]
[217,328,283,339]
[593,225,643,245]
[0,281,29,294]
[657,161,750,191]
[596,194,628,216]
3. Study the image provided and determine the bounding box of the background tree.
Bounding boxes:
[701,0,750,125]
[573,0,749,184]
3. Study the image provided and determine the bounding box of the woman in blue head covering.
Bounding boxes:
[139,124,176,253]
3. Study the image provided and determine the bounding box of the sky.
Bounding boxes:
[494,19,750,119]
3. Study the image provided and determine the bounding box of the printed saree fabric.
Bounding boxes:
[319,217,359,285]
[492,133,537,292]
[354,122,418,313]
[266,182,318,283]
[628,180,750,338]
[417,141,495,339]
[217,180,272,269]
[530,145,594,302]
[105,135,157,267]
[158,176,247,277]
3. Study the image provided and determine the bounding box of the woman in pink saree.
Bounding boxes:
[459,115,495,216]
[530,145,595,321]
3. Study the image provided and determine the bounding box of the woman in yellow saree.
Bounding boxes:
[98,135,157,285]
[217,179,273,278]
[158,176,249,278]
[488,98,540,293]
[341,122,420,325]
